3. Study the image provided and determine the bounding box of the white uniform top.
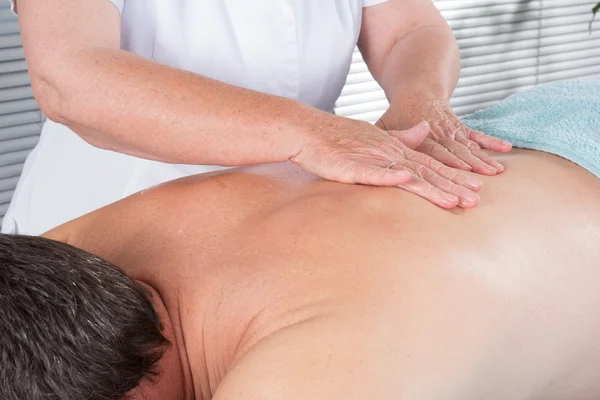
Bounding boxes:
[3,0,388,235]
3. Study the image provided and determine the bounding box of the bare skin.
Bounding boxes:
[15,0,504,204]
[45,149,600,400]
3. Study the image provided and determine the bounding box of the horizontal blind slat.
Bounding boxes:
[0,34,22,49]
[0,22,19,36]
[336,99,390,118]
[340,80,382,96]
[0,109,43,128]
[343,110,388,124]
[0,135,40,155]
[460,47,541,65]
[453,76,538,98]
[0,47,24,62]
[0,176,19,192]
[0,149,31,167]
[335,90,386,108]
[0,122,43,140]
[451,20,541,40]
[0,85,34,102]
[457,28,540,48]
[0,6,17,20]
[450,86,536,108]
[0,190,14,204]
[458,66,539,87]
[0,98,40,115]
[0,71,32,89]
[0,203,9,217]
[453,98,519,116]
[0,59,27,74]
[538,65,600,82]
[460,58,538,78]
[0,163,24,180]
[456,29,600,61]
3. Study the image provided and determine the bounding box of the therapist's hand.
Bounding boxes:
[290,117,482,209]
[377,96,512,176]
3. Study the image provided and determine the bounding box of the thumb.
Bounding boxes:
[375,119,386,130]
[348,163,412,186]
[390,121,430,150]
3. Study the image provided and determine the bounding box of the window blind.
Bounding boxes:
[335,0,600,122]
[0,3,43,224]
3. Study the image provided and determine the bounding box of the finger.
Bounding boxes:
[397,175,459,209]
[439,137,498,176]
[403,148,483,191]
[469,129,512,153]
[417,138,472,171]
[346,162,412,186]
[470,148,505,173]
[455,135,482,151]
[428,121,469,162]
[456,134,504,173]
[399,160,480,208]
[390,121,430,150]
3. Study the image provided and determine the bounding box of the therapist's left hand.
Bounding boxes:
[376,96,512,176]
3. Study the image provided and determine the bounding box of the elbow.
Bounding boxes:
[29,72,72,125]
[29,71,113,151]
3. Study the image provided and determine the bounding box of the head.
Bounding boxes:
[0,234,170,400]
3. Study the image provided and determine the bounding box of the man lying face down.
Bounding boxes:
[1,146,600,400]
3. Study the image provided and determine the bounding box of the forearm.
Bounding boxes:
[46,48,326,166]
[379,25,460,106]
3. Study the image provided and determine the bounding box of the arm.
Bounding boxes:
[359,0,460,108]
[17,0,480,208]
[359,0,511,175]
[18,0,314,165]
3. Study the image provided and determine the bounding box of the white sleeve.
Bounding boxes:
[8,0,124,15]
[9,0,17,15]
[109,0,124,13]
[363,0,389,7]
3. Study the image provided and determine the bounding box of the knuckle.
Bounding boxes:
[425,156,443,171]
[446,181,459,193]
[446,168,460,183]
[413,164,428,178]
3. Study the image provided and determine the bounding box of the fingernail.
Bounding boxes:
[465,176,483,189]
[495,164,504,172]
[443,193,459,204]
[459,193,480,207]
[485,165,497,174]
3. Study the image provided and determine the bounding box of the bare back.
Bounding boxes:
[46,149,600,400]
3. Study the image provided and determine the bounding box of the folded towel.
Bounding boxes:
[461,79,600,178]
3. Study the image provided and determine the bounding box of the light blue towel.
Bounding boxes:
[461,79,600,178]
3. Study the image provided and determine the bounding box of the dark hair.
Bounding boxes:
[0,234,170,400]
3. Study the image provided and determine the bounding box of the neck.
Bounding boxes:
[129,282,195,400]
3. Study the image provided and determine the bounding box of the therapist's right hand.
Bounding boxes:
[290,118,482,209]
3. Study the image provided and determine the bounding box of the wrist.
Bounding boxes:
[384,85,451,130]
[282,101,335,159]
[389,83,449,106]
